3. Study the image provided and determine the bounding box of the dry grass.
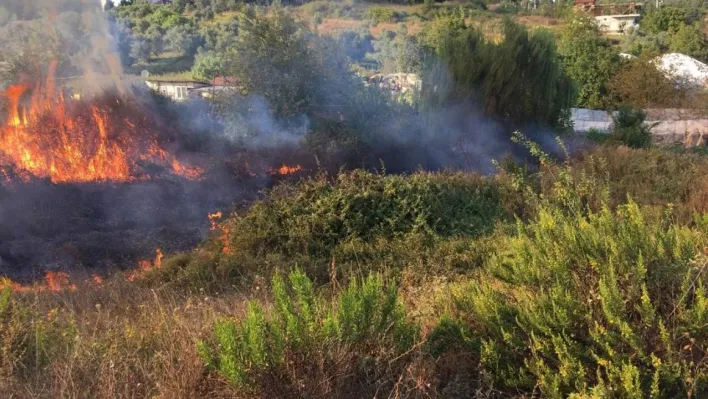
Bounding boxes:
[1,279,260,398]
[315,18,362,35]
[1,270,449,398]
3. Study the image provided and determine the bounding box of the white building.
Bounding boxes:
[595,14,640,34]
[145,80,211,102]
[145,77,239,102]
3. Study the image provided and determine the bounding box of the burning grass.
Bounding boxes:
[0,64,203,185]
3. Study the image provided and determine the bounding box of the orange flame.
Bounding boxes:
[0,270,77,293]
[0,66,203,184]
[206,211,232,255]
[172,159,204,180]
[127,248,164,281]
[208,211,223,231]
[272,164,302,176]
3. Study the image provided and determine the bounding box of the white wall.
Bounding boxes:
[571,108,708,146]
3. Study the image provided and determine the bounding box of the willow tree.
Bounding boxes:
[420,17,575,128]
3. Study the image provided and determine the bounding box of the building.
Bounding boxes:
[573,0,642,34]
[144,77,239,102]
[595,14,640,34]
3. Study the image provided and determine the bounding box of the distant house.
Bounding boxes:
[144,77,239,102]
[574,0,641,34]
[595,14,640,34]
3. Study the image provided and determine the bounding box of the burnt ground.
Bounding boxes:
[0,175,258,282]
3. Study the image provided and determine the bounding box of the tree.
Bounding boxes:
[372,30,397,72]
[641,6,698,34]
[192,49,226,80]
[482,20,574,125]
[669,22,707,61]
[620,28,669,57]
[559,17,620,109]
[395,36,424,73]
[421,17,574,127]
[337,29,374,63]
[130,36,154,62]
[212,9,323,118]
[607,56,687,108]
[165,25,203,57]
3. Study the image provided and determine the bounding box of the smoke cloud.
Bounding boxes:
[0,1,574,281]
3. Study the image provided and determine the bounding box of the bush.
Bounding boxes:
[199,269,419,393]
[610,106,653,148]
[558,17,620,109]
[442,197,708,397]
[607,56,686,108]
[143,170,511,289]
[220,170,507,258]
[365,7,400,25]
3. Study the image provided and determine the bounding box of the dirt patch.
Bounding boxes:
[517,15,561,26]
[317,18,363,35]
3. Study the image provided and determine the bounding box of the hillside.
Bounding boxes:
[1,1,708,398]
[2,142,708,397]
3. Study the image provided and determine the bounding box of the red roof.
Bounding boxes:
[209,76,239,86]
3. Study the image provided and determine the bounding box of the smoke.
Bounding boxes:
[221,96,309,150]
[0,0,125,93]
[0,2,577,281]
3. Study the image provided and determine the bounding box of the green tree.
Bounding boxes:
[129,35,154,62]
[620,28,669,56]
[192,49,226,80]
[396,36,424,73]
[164,25,203,57]
[669,22,708,61]
[559,17,620,109]
[607,56,687,108]
[213,9,323,117]
[421,17,574,126]
[641,6,698,34]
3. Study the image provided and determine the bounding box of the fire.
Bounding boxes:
[45,271,77,292]
[127,248,164,281]
[208,211,223,231]
[207,211,232,254]
[0,66,203,184]
[171,159,204,180]
[273,164,303,175]
[0,271,77,293]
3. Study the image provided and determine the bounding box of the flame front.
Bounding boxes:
[273,164,303,175]
[0,71,202,184]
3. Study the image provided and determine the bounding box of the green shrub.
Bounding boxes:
[145,170,511,289]
[233,171,506,256]
[199,269,419,390]
[610,106,652,148]
[365,7,400,25]
[442,199,708,397]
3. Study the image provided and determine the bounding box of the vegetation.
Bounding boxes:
[420,15,574,126]
[3,1,708,398]
[2,141,708,397]
[199,270,419,394]
[559,17,620,109]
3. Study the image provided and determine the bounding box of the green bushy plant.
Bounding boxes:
[199,269,419,391]
[365,7,400,25]
[610,106,653,148]
[145,169,511,289]
[441,197,708,397]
